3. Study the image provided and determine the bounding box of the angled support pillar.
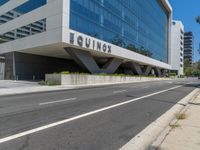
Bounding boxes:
[131,63,144,75]
[64,48,101,74]
[154,67,161,77]
[102,58,123,74]
[143,66,152,76]
[65,47,123,74]
[161,69,167,77]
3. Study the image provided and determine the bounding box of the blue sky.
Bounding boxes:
[169,0,200,62]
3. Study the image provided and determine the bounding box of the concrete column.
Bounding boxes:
[161,69,167,77]
[4,52,16,80]
[0,57,5,80]
[143,66,152,76]
[65,48,101,74]
[102,58,123,74]
[129,62,144,75]
[154,67,162,77]
[65,48,123,74]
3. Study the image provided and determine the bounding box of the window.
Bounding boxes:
[70,0,168,63]
[0,19,46,44]
[0,0,47,25]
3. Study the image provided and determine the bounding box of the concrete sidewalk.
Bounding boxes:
[153,89,200,150]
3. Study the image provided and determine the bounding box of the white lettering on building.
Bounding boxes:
[70,32,111,54]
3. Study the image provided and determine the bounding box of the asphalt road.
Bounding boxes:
[0,78,199,150]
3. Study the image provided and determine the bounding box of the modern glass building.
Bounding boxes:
[70,0,168,63]
[0,0,172,80]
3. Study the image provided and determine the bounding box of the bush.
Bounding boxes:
[51,71,167,78]
[38,80,60,86]
[60,71,70,75]
[169,73,176,77]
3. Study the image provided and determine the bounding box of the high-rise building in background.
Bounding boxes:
[184,32,194,65]
[171,20,184,76]
[0,0,172,80]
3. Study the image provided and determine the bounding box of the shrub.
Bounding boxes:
[38,80,60,86]
[60,71,70,74]
[169,73,176,76]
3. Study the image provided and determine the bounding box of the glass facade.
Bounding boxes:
[70,0,169,63]
[0,0,47,44]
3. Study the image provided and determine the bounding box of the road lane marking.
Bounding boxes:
[113,90,127,94]
[39,98,77,106]
[0,85,182,144]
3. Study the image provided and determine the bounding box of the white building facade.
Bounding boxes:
[0,0,172,80]
[171,20,184,76]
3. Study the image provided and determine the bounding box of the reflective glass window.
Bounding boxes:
[70,0,169,63]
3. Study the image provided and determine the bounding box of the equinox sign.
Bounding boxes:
[69,32,112,54]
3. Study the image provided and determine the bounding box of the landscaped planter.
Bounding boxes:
[45,74,170,86]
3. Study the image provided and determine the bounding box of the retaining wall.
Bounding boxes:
[45,74,171,85]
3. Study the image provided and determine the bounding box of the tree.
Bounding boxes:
[191,61,200,77]
[184,58,192,76]
[126,44,139,53]
[196,16,200,24]
[185,67,192,76]
[184,58,191,68]
[111,35,126,47]
[197,60,200,70]
[139,46,153,57]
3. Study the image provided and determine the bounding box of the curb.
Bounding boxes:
[150,88,200,150]
[119,88,200,150]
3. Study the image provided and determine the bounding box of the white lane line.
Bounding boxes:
[113,90,127,94]
[0,85,182,144]
[39,98,77,106]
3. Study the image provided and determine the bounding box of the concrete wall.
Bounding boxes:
[46,74,170,86]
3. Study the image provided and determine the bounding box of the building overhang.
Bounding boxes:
[63,29,172,70]
[0,0,172,71]
[0,28,172,70]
